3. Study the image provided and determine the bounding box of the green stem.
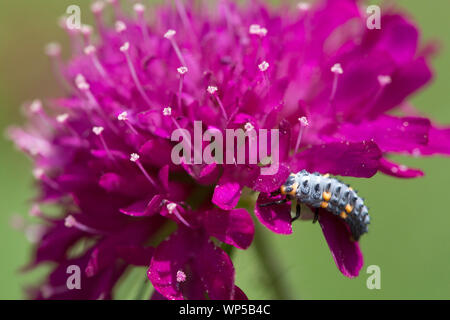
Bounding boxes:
[253,225,292,300]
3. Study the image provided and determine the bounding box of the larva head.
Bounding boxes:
[280,174,298,196]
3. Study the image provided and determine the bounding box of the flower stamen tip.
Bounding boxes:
[130,153,140,162]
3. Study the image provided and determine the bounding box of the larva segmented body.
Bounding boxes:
[281,170,370,241]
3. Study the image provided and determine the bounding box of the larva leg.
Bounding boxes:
[291,203,301,223]
[259,198,288,207]
[313,208,319,224]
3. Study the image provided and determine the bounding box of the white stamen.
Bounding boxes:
[177,66,188,75]
[115,20,127,33]
[297,2,311,11]
[64,215,103,234]
[64,215,76,228]
[30,99,43,113]
[163,107,172,116]
[117,111,128,121]
[91,1,105,14]
[258,61,270,72]
[166,202,177,214]
[249,24,267,37]
[331,63,343,74]
[130,153,158,187]
[84,45,96,55]
[299,116,309,127]
[56,113,69,123]
[133,3,145,13]
[249,24,261,34]
[92,126,104,136]
[121,43,153,108]
[44,42,61,57]
[164,29,176,39]
[75,74,90,91]
[294,116,309,154]
[245,122,254,132]
[32,168,45,179]
[120,42,130,52]
[207,86,218,95]
[81,24,93,36]
[176,270,186,283]
[378,75,392,86]
[130,153,140,162]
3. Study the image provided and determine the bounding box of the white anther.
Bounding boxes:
[92,126,104,135]
[133,3,145,13]
[81,24,93,36]
[120,42,130,52]
[207,86,218,95]
[75,74,90,90]
[166,202,177,214]
[249,24,267,37]
[64,215,76,228]
[297,2,311,11]
[378,75,392,86]
[30,100,43,113]
[56,113,69,123]
[163,107,172,116]
[91,1,105,14]
[249,24,261,34]
[45,42,61,57]
[177,66,188,75]
[117,111,128,121]
[32,168,45,179]
[84,45,96,55]
[115,20,127,33]
[245,122,254,132]
[176,270,186,283]
[299,116,309,127]
[331,63,343,74]
[258,61,270,72]
[130,153,140,162]
[164,29,176,39]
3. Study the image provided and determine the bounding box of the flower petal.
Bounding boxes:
[255,192,292,235]
[251,163,291,193]
[331,115,430,153]
[379,158,423,178]
[148,228,235,300]
[204,208,254,249]
[318,210,363,278]
[291,141,382,177]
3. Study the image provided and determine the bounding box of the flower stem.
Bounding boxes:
[253,225,293,300]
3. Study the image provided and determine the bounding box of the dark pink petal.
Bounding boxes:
[232,286,248,300]
[368,14,419,64]
[212,178,242,210]
[148,228,235,300]
[318,210,363,278]
[158,165,170,191]
[119,195,163,217]
[213,165,260,210]
[379,158,424,178]
[331,115,430,153]
[255,193,292,235]
[418,125,450,155]
[371,57,432,116]
[182,162,221,185]
[204,208,254,249]
[251,163,291,193]
[291,141,382,177]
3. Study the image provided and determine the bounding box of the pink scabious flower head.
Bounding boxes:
[9,0,450,299]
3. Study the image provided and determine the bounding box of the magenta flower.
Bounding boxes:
[9,0,450,299]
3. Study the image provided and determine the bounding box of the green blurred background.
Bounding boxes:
[0,0,449,299]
